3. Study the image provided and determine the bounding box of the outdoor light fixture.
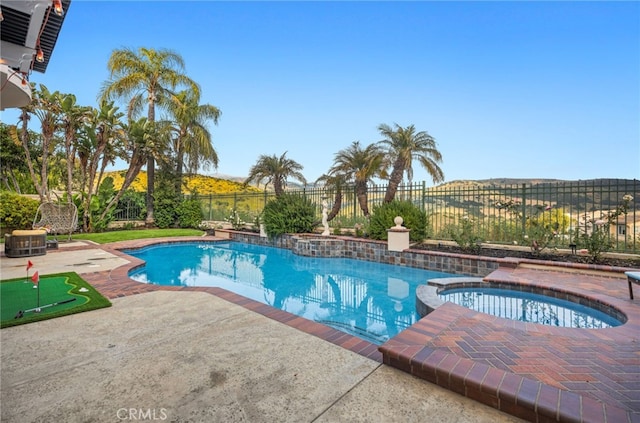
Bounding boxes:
[53,0,63,16]
[36,48,44,63]
[21,75,28,86]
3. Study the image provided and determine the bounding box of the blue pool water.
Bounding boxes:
[125,241,458,344]
[439,288,622,328]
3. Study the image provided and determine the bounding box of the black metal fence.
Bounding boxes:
[116,179,639,253]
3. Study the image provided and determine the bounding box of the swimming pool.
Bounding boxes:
[438,287,623,328]
[125,241,458,344]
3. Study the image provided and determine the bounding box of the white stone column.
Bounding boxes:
[387,216,410,252]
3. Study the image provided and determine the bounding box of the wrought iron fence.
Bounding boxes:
[423,179,639,253]
[152,179,639,253]
[112,198,145,221]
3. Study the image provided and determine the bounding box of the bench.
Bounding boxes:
[625,272,640,300]
[32,202,78,241]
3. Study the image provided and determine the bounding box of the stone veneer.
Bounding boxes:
[217,230,500,277]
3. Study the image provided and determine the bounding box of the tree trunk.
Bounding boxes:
[12,172,20,192]
[383,159,405,203]
[328,191,342,222]
[175,130,185,195]
[64,125,74,203]
[16,113,44,201]
[39,120,56,202]
[145,99,156,227]
[145,157,155,226]
[273,179,284,197]
[355,181,370,217]
[83,127,108,232]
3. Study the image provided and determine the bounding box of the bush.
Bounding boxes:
[262,193,315,237]
[369,200,427,242]
[154,196,178,229]
[0,192,40,230]
[177,197,204,229]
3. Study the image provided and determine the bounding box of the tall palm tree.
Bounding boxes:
[377,123,444,203]
[99,47,199,225]
[166,90,221,195]
[28,84,62,201]
[328,141,385,217]
[245,152,306,197]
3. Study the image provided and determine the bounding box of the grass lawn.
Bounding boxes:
[69,228,204,244]
[1,228,204,245]
[1,272,112,328]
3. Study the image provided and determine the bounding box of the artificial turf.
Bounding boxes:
[1,272,111,328]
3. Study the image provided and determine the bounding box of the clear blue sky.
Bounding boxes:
[3,1,639,184]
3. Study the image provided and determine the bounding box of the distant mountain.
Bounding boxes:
[437,178,637,189]
[433,178,639,212]
[208,173,247,184]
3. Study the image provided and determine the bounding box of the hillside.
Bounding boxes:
[105,171,262,195]
[439,178,566,188]
[104,172,636,200]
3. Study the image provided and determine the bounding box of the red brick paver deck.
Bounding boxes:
[13,237,640,423]
[380,263,640,423]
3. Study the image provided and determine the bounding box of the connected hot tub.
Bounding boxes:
[417,278,626,329]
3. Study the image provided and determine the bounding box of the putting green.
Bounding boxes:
[1,273,111,328]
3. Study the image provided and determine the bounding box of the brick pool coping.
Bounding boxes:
[30,236,640,423]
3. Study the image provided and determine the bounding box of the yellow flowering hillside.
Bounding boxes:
[105,171,261,194]
[105,171,147,192]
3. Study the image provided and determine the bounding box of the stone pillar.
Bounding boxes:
[387,216,410,252]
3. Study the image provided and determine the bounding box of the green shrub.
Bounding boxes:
[369,200,427,242]
[0,192,39,230]
[262,193,315,237]
[154,196,178,229]
[177,197,204,229]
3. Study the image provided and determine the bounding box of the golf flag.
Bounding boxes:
[31,271,39,285]
[26,260,33,271]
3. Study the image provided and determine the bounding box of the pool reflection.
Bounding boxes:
[127,242,456,344]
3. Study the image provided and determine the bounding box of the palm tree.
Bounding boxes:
[28,84,62,201]
[377,123,444,203]
[166,90,221,195]
[99,47,199,226]
[245,152,306,196]
[328,141,385,217]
